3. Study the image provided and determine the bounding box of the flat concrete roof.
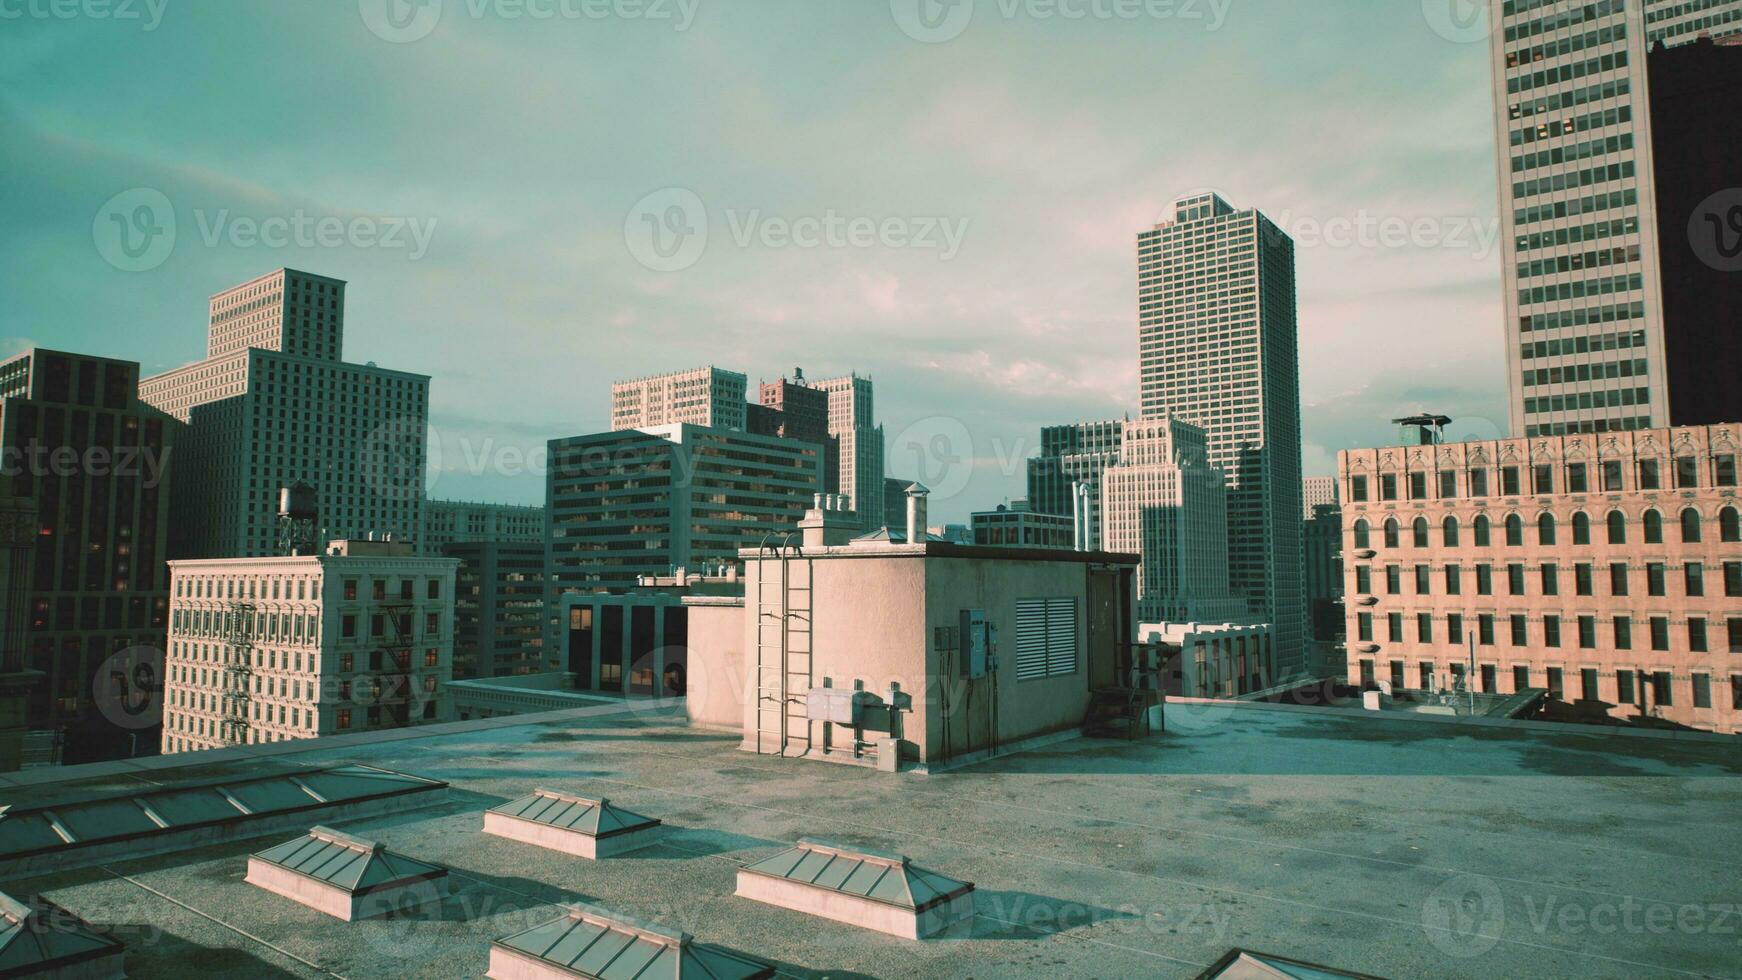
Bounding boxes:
[6,702,1740,978]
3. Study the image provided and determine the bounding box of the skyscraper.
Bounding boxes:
[0,350,177,763]
[611,366,747,432]
[1489,1,1742,437]
[1137,193,1305,675]
[140,269,429,559]
[813,374,885,529]
[1100,418,1245,626]
[1026,420,1125,552]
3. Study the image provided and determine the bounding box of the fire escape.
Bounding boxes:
[221,601,254,746]
[378,601,414,728]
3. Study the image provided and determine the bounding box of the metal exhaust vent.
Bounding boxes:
[483,789,662,859]
[246,825,449,921]
[488,903,773,980]
[734,837,975,940]
[0,890,126,979]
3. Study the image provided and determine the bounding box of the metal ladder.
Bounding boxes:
[753,538,813,757]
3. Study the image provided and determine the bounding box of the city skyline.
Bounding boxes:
[2,1,1513,522]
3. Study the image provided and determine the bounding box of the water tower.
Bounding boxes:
[277,482,319,556]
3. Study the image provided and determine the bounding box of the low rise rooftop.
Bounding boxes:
[3,700,1738,978]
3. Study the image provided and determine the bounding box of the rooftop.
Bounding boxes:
[4,701,1739,978]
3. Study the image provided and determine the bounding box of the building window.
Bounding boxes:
[1578,616,1597,649]
[1388,613,1404,643]
[1533,464,1554,495]
[1355,567,1372,594]
[1614,616,1633,651]
[337,709,351,730]
[1470,468,1489,497]
[1638,459,1661,490]
[1723,507,1741,543]
[1649,617,1670,652]
[1386,566,1402,595]
[1646,563,1666,597]
[1731,618,1742,654]
[1601,460,1623,491]
[1479,615,1495,646]
[1541,563,1558,596]
[1357,613,1373,642]
[343,579,358,601]
[1513,665,1530,692]
[1680,508,1702,544]
[1412,518,1429,548]
[1690,618,1708,653]
[1567,463,1587,493]
[1609,563,1629,596]
[1477,564,1493,595]
[1727,562,1742,598]
[1508,564,1526,596]
[428,579,441,599]
[1543,616,1560,648]
[1350,476,1368,502]
[1419,662,1435,688]
[1438,471,1457,498]
[1574,563,1593,596]
[1501,466,1521,496]
[1383,519,1400,549]
[1537,513,1556,545]
[1442,516,1460,546]
[1510,615,1528,646]
[1653,671,1673,707]
[1693,673,1712,709]
[1606,510,1626,544]
[1014,597,1078,680]
[1409,473,1427,500]
[1618,670,1636,705]
[1416,613,1433,644]
[1685,563,1705,598]
[1675,456,1699,489]
[1448,614,1464,644]
[1571,512,1590,545]
[1505,515,1523,546]
[1380,474,1398,501]
[1353,519,1370,549]
[1717,455,1738,487]
[1546,668,1564,701]
[1445,564,1462,596]
[1414,565,1431,594]
[1390,660,1406,690]
[341,615,356,638]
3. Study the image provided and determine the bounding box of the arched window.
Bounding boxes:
[1413,517,1430,548]
[1505,514,1524,546]
[1607,510,1627,544]
[1644,509,1663,545]
[1353,519,1370,549]
[1537,513,1557,546]
[1383,518,1400,549]
[1474,515,1491,547]
[1571,511,1591,546]
[1442,515,1460,547]
[1722,507,1741,543]
[1680,508,1702,544]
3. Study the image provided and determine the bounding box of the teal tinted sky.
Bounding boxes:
[1,0,1508,520]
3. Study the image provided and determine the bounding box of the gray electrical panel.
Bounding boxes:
[959,608,990,678]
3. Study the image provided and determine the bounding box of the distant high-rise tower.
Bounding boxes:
[1138,193,1305,675]
[813,374,885,529]
[611,366,747,432]
[1026,420,1125,552]
[140,269,428,559]
[1489,1,1742,437]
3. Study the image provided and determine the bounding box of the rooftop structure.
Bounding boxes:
[484,788,662,858]
[246,824,448,920]
[491,903,773,980]
[0,890,125,978]
[1,699,1737,977]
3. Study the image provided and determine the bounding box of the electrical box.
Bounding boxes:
[807,687,870,724]
[959,609,990,678]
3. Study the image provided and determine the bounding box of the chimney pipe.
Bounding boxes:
[905,483,930,545]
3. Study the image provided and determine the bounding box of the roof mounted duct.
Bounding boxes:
[489,903,773,980]
[0,890,126,979]
[246,826,449,921]
[734,837,975,939]
[483,789,662,859]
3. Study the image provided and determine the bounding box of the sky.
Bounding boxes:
[0,0,1511,522]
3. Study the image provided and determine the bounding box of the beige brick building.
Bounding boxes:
[1339,424,1742,734]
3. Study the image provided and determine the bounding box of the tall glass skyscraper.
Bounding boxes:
[1137,193,1305,676]
[1490,0,1742,437]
